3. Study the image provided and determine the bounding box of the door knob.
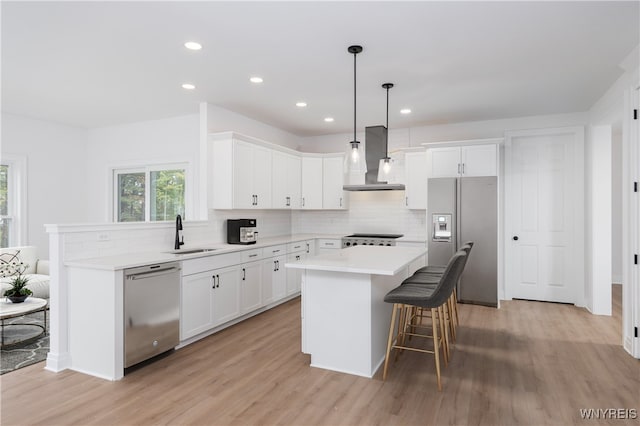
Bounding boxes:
[513,236,519,241]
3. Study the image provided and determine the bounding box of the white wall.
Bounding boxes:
[611,128,623,283]
[299,112,589,153]
[586,125,612,315]
[1,113,88,257]
[206,103,300,150]
[85,114,201,222]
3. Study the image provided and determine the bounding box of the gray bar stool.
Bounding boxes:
[382,250,467,391]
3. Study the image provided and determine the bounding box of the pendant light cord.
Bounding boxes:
[353,51,357,143]
[385,85,389,156]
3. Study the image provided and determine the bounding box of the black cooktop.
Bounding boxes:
[344,234,404,239]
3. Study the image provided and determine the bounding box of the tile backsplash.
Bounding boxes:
[292,191,426,240]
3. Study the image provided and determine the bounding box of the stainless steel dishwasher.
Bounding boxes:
[124,262,181,368]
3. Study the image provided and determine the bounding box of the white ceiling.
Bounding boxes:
[2,1,638,136]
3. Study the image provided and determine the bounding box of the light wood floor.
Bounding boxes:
[1,285,637,425]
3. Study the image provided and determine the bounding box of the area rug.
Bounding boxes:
[1,310,49,374]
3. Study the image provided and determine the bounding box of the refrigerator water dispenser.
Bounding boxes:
[432,214,452,241]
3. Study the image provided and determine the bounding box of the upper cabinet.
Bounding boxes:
[322,156,347,210]
[272,151,301,209]
[427,144,497,178]
[301,156,347,210]
[210,137,272,209]
[301,157,323,209]
[404,151,427,209]
[210,132,345,211]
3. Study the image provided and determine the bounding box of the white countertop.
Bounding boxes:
[64,234,343,271]
[285,245,427,276]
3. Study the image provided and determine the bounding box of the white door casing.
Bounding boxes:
[505,127,584,305]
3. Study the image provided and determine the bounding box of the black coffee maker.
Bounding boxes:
[227,219,257,245]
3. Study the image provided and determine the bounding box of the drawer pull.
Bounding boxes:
[249,254,258,258]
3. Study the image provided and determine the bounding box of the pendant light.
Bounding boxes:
[346,45,366,173]
[377,82,394,182]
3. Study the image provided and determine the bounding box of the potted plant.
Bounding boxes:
[1,252,32,303]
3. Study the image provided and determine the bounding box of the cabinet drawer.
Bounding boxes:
[241,248,263,262]
[263,244,287,257]
[182,252,242,276]
[287,241,306,253]
[317,239,341,249]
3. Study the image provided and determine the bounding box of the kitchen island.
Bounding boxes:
[285,245,427,378]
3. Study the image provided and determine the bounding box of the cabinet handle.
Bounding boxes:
[255,195,258,206]
[306,243,310,253]
[212,275,216,289]
[286,196,290,206]
[294,245,301,249]
[273,249,280,253]
[462,163,465,174]
[274,260,277,272]
[249,253,258,258]
[405,196,408,206]
[457,163,461,174]
[339,197,342,207]
[276,260,280,271]
[242,268,246,280]
[296,255,300,260]
[216,274,220,288]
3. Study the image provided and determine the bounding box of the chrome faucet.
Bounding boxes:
[175,215,184,250]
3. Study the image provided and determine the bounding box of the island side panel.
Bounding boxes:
[304,270,374,377]
[68,267,124,380]
[370,273,406,374]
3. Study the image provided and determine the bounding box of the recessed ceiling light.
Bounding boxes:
[182,83,196,90]
[400,108,412,114]
[296,102,307,108]
[184,41,202,50]
[250,77,263,84]
[324,117,334,122]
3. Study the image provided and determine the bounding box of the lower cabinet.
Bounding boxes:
[262,255,287,305]
[181,265,240,340]
[240,261,262,313]
[181,239,316,343]
[286,252,306,295]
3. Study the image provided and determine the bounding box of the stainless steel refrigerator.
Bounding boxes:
[427,177,497,307]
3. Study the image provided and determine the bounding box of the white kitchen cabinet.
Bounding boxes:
[261,244,287,305]
[262,254,287,305]
[181,265,240,340]
[210,137,272,209]
[461,144,497,176]
[286,240,313,296]
[211,266,241,326]
[181,271,215,340]
[272,151,301,209]
[404,151,427,209]
[322,156,347,209]
[240,260,262,313]
[317,238,341,254]
[427,144,497,178]
[301,157,323,209]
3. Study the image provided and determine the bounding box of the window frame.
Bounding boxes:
[111,162,190,223]
[0,154,27,247]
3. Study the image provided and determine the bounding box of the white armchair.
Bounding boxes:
[0,246,50,300]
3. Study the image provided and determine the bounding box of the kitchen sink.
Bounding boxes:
[165,248,217,255]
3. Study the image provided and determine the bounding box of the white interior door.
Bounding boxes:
[505,128,584,304]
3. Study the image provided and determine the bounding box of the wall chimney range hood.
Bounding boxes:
[343,126,406,191]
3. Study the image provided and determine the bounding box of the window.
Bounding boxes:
[0,156,26,247]
[0,165,11,246]
[114,165,186,222]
